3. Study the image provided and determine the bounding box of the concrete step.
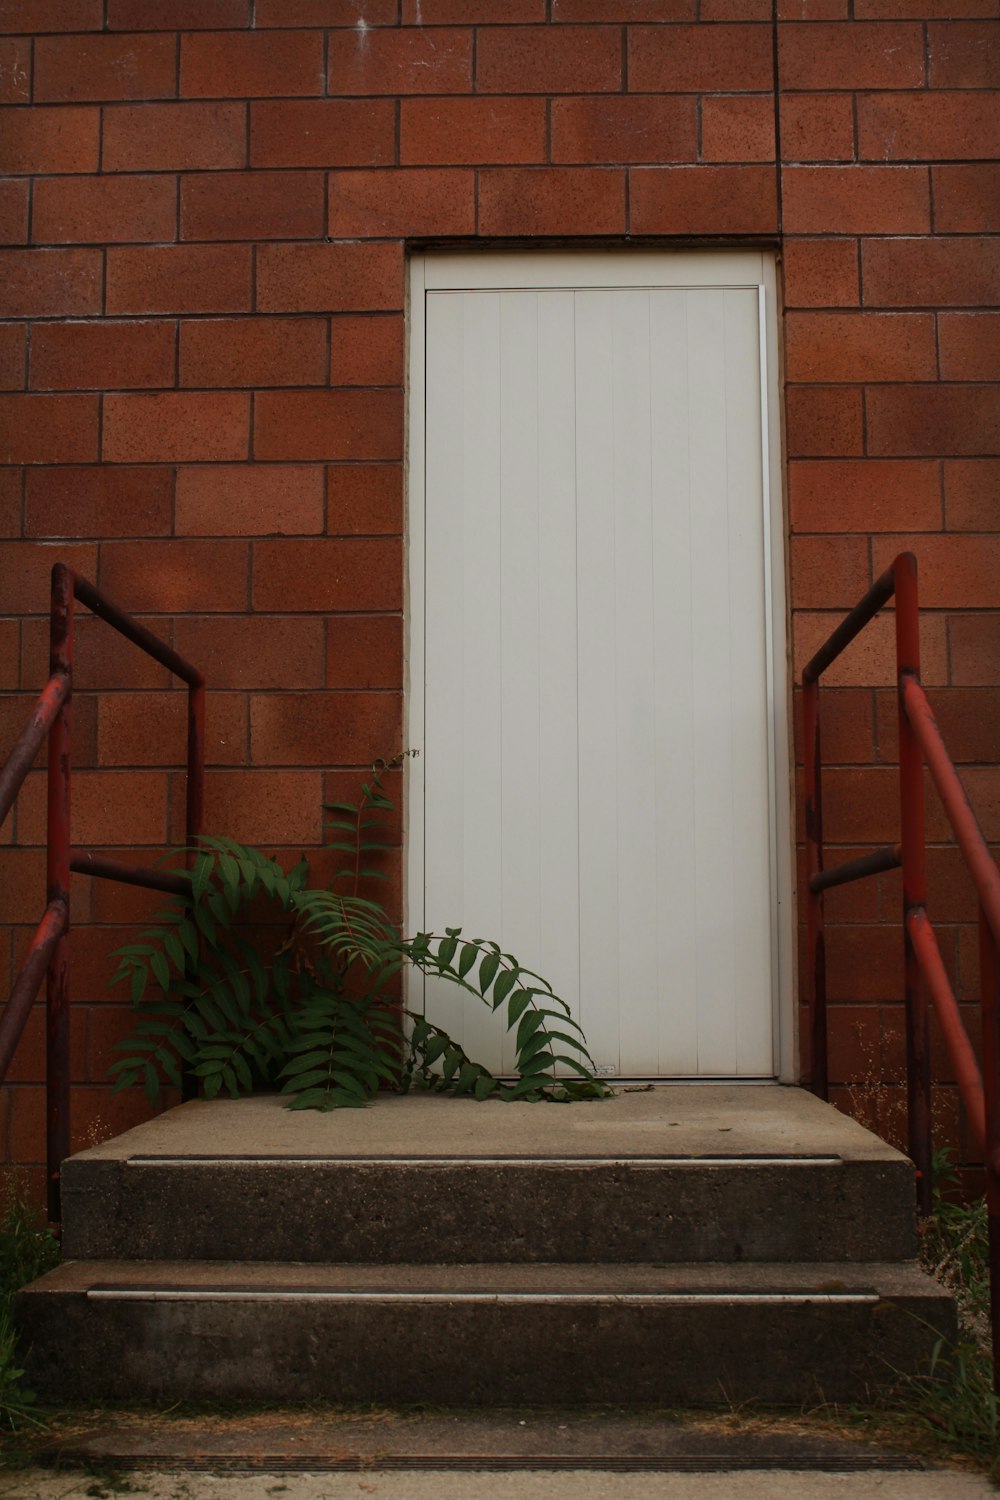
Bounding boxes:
[17,1258,954,1407]
[61,1152,916,1265]
[59,1090,918,1265]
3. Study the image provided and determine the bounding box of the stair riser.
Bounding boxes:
[61,1160,917,1264]
[18,1292,953,1406]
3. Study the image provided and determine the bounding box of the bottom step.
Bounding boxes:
[17,1260,954,1406]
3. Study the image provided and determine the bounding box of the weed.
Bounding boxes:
[0,1177,59,1435]
[909,1149,997,1476]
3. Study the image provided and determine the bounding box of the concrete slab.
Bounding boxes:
[34,1408,942,1472]
[67,1087,909,1166]
[3,1468,995,1499]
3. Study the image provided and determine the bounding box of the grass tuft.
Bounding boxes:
[0,1177,59,1433]
[912,1150,997,1477]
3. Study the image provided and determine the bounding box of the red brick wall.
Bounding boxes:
[0,0,997,1192]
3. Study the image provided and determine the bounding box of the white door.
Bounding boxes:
[407,251,789,1080]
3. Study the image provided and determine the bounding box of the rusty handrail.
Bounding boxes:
[802,550,1000,1394]
[0,563,205,1226]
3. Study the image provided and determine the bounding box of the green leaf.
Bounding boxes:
[478,951,500,995]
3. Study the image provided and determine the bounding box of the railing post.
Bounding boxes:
[181,677,205,1103]
[895,553,932,1216]
[46,563,74,1228]
[980,906,1000,1393]
[803,674,828,1099]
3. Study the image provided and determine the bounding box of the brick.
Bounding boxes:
[785,311,936,383]
[327,465,402,535]
[407,0,541,15]
[179,317,327,388]
[0,541,95,614]
[0,179,28,243]
[703,0,772,13]
[789,460,942,533]
[778,0,847,16]
[250,100,395,170]
[629,25,773,92]
[782,238,859,308]
[106,245,253,315]
[700,96,775,163]
[863,236,1000,308]
[932,164,1000,233]
[783,166,929,233]
[103,103,247,172]
[100,539,248,611]
[793,691,875,767]
[254,390,402,462]
[16,765,168,843]
[20,615,173,695]
[939,314,1000,383]
[30,320,176,390]
[103,393,250,463]
[550,96,697,166]
[34,33,175,102]
[328,28,472,96]
[872,533,1000,606]
[98,691,246,767]
[478,25,621,93]
[0,396,98,464]
[172,616,325,689]
[0,0,102,30]
[867,386,1000,458]
[402,97,545,166]
[328,168,475,237]
[250,692,401,766]
[255,0,395,20]
[0,38,30,103]
[0,850,45,921]
[252,538,402,611]
[785,386,863,457]
[929,22,1000,87]
[877,687,1000,766]
[326,615,402,689]
[479,167,626,236]
[181,31,324,99]
[107,0,250,24]
[858,0,996,12]
[950,614,1000,685]
[173,771,322,847]
[944,459,1000,530]
[790,534,869,608]
[0,615,18,687]
[827,924,956,1001]
[32,174,176,245]
[0,106,98,174]
[180,171,324,242]
[329,316,403,388]
[24,466,174,537]
[629,166,777,234]
[175,464,325,536]
[778,22,924,89]
[0,321,24,389]
[780,93,855,162]
[859,93,1000,162]
[256,243,404,315]
[0,464,19,531]
[554,0,692,13]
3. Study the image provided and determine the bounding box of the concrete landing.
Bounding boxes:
[67,1085,907,1163]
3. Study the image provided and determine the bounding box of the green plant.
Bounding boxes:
[907,1148,997,1476]
[0,1177,59,1432]
[110,755,611,1112]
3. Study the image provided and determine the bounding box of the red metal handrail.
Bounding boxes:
[803,551,1000,1393]
[0,563,204,1225]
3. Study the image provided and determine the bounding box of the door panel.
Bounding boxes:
[414,264,777,1079]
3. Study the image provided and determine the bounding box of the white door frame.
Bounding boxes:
[404,248,796,1083]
